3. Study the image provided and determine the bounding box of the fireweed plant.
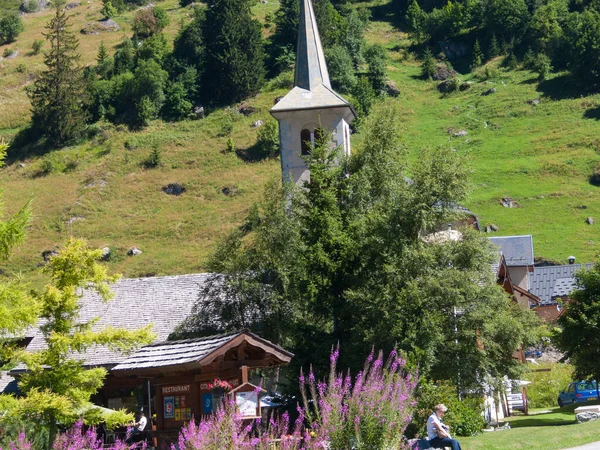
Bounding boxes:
[176,347,417,450]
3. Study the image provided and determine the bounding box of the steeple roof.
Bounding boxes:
[294,0,331,91]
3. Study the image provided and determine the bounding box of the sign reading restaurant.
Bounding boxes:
[161,384,191,394]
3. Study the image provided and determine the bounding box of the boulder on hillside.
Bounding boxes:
[42,250,58,262]
[432,64,457,81]
[127,247,142,256]
[162,183,186,196]
[21,0,50,13]
[384,80,401,97]
[238,102,259,116]
[481,88,497,96]
[586,217,594,225]
[101,247,111,261]
[251,120,264,128]
[193,106,205,119]
[527,98,541,105]
[81,19,121,35]
[274,96,284,105]
[65,2,79,9]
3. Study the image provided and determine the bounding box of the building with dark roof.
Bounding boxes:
[489,235,534,290]
[529,263,593,305]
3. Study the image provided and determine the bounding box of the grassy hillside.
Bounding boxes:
[0,0,598,283]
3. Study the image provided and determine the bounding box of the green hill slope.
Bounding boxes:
[0,0,598,283]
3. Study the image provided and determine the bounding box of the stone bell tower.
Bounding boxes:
[270,0,356,184]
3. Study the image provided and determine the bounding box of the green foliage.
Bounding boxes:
[564,9,600,85]
[31,39,44,55]
[97,41,108,65]
[2,47,13,58]
[488,32,500,58]
[365,44,388,94]
[202,0,265,104]
[100,0,116,19]
[171,7,205,81]
[255,120,279,157]
[178,105,539,393]
[523,362,574,408]
[226,137,235,153]
[531,52,552,81]
[273,0,299,49]
[325,45,357,93]
[22,0,38,13]
[530,0,568,58]
[16,63,26,73]
[340,7,368,69]
[113,38,135,75]
[132,6,170,38]
[352,76,375,127]
[556,263,600,383]
[27,1,89,147]
[6,238,155,448]
[162,80,193,121]
[406,0,427,42]
[485,0,529,40]
[0,12,23,45]
[136,32,170,64]
[421,48,436,79]
[143,145,162,168]
[523,46,535,70]
[472,39,483,68]
[104,0,125,13]
[503,52,518,70]
[409,380,485,438]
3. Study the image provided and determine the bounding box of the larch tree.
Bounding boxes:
[27,0,89,147]
[5,238,155,448]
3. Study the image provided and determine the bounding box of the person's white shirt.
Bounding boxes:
[426,412,443,440]
[137,415,147,431]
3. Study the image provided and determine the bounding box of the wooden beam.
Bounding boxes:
[241,365,248,384]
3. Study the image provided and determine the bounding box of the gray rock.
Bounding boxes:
[384,80,401,97]
[482,88,497,96]
[82,18,120,34]
[238,102,258,116]
[222,186,237,197]
[274,96,284,105]
[577,412,600,423]
[67,216,85,225]
[501,197,520,208]
[17,163,25,168]
[162,183,186,196]
[127,247,142,256]
[251,120,264,128]
[433,64,458,81]
[42,250,58,262]
[490,223,499,231]
[586,217,594,225]
[101,247,111,261]
[453,130,468,137]
[527,98,541,105]
[5,51,18,59]
[65,1,79,8]
[193,106,205,119]
[459,82,472,91]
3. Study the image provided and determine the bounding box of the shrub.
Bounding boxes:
[0,12,24,45]
[22,0,38,12]
[32,39,44,55]
[101,1,117,18]
[422,48,436,79]
[3,47,13,58]
[132,6,170,38]
[408,380,485,438]
[143,146,162,168]
[325,45,356,93]
[16,63,27,73]
[532,53,552,81]
[365,44,387,94]
[256,120,279,157]
[226,137,235,154]
[524,362,574,408]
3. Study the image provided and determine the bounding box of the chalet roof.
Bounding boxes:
[112,331,293,376]
[0,372,18,395]
[295,0,330,91]
[11,273,210,372]
[529,264,593,304]
[489,235,534,267]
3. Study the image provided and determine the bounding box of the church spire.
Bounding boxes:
[294,0,331,91]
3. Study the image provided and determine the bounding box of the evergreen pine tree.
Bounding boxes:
[488,33,500,59]
[27,0,88,147]
[202,0,265,104]
[273,0,299,49]
[472,39,483,69]
[113,37,135,75]
[97,40,108,65]
[523,46,535,70]
[421,47,436,79]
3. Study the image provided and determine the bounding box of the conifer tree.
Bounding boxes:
[488,32,500,59]
[27,0,88,147]
[202,0,265,104]
[113,37,135,75]
[472,39,483,68]
[96,41,108,65]
[421,47,436,79]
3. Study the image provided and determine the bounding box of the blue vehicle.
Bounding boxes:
[558,381,599,407]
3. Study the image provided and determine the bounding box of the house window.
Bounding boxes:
[301,129,311,156]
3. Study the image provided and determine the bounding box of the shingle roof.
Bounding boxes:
[12,273,209,371]
[489,235,534,267]
[529,264,593,304]
[112,331,293,374]
[0,372,18,394]
[270,84,354,114]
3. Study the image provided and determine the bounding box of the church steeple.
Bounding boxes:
[294,0,331,91]
[270,0,356,184]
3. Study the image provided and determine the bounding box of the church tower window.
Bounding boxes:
[301,129,311,155]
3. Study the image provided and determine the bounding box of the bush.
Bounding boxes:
[523,362,574,408]
[226,137,235,153]
[32,39,44,55]
[365,44,387,94]
[143,146,162,168]
[408,380,485,438]
[256,120,279,157]
[16,63,26,73]
[100,1,117,18]
[162,81,193,121]
[0,13,24,45]
[422,48,436,79]
[132,6,170,38]
[325,45,356,93]
[22,0,38,13]
[531,53,552,81]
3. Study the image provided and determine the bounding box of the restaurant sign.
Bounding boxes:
[162,384,191,394]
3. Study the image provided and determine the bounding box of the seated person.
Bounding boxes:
[126,410,148,444]
[426,404,462,450]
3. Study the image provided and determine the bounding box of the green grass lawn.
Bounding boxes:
[462,402,600,450]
